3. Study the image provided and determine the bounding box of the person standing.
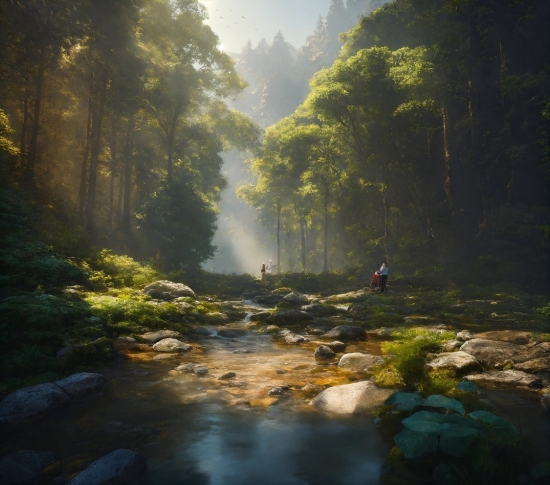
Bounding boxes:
[377,263,389,293]
[267,259,274,273]
[261,262,266,279]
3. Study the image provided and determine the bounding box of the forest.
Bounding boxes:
[0,0,549,484]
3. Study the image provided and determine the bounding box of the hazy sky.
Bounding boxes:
[202,0,333,53]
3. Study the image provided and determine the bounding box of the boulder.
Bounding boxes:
[0,450,57,485]
[302,304,339,316]
[426,351,480,373]
[455,381,479,393]
[201,312,230,325]
[464,369,542,388]
[0,383,70,424]
[314,345,336,359]
[268,310,314,325]
[138,330,182,344]
[54,373,104,400]
[143,280,195,300]
[282,292,309,305]
[193,366,208,376]
[310,381,392,415]
[268,387,286,396]
[249,311,271,322]
[513,358,550,373]
[385,392,422,411]
[219,372,236,380]
[152,338,192,353]
[422,395,465,415]
[284,332,309,344]
[442,340,462,351]
[174,364,197,373]
[469,410,518,435]
[456,331,472,342]
[67,449,146,485]
[338,353,384,373]
[474,330,532,345]
[324,341,346,352]
[306,324,332,335]
[460,339,546,367]
[252,294,284,305]
[323,325,366,341]
[394,428,438,459]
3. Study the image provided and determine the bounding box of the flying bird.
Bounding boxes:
[242,16,245,19]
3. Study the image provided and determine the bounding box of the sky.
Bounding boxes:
[202,0,334,53]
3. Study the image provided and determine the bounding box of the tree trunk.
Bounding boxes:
[323,185,329,272]
[108,116,118,226]
[26,47,46,184]
[79,74,94,217]
[84,70,108,230]
[276,203,281,274]
[300,218,306,272]
[121,117,134,231]
[166,102,183,180]
[442,106,453,209]
[20,86,30,156]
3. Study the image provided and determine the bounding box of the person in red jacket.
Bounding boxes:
[376,263,389,293]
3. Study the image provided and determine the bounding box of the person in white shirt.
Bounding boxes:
[266,259,274,273]
[376,263,389,293]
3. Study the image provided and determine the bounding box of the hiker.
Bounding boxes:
[266,259,274,273]
[376,263,389,293]
[261,262,266,278]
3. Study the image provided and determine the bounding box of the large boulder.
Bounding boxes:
[385,392,422,411]
[0,450,57,485]
[394,428,438,459]
[513,358,550,373]
[314,345,336,359]
[338,353,384,373]
[282,292,309,306]
[422,395,465,415]
[464,369,542,388]
[67,449,146,485]
[268,310,314,325]
[54,373,104,400]
[0,383,70,424]
[426,351,480,373]
[143,280,195,300]
[460,338,546,367]
[310,381,392,415]
[138,330,182,344]
[469,410,519,435]
[322,325,366,341]
[152,338,192,352]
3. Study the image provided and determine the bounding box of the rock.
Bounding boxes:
[174,301,193,312]
[300,383,323,394]
[541,393,550,412]
[426,351,480,373]
[275,369,286,374]
[193,366,208,375]
[338,353,384,373]
[314,345,336,359]
[219,372,236,380]
[324,341,346,352]
[0,450,57,485]
[531,461,550,482]
[394,428,438,459]
[67,449,146,485]
[54,373,104,400]
[189,326,214,337]
[0,383,70,424]
[302,304,339,316]
[282,292,309,305]
[474,330,532,345]
[284,333,309,344]
[306,324,332,335]
[138,330,182,344]
[460,338,546,367]
[366,327,395,339]
[268,387,286,396]
[433,463,459,485]
[201,312,230,325]
[442,340,462,351]
[152,353,177,360]
[252,294,284,305]
[268,310,314,325]
[455,381,479,393]
[456,330,472,341]
[143,280,195,300]
[249,311,271,322]
[385,392,422,411]
[310,381,392,415]
[469,410,518,434]
[323,325,366,341]
[422,395,465,415]
[217,329,246,338]
[175,363,197,372]
[464,369,542,388]
[402,411,481,434]
[514,358,550,373]
[152,338,192,353]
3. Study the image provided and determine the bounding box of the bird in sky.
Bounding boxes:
[242,16,245,19]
